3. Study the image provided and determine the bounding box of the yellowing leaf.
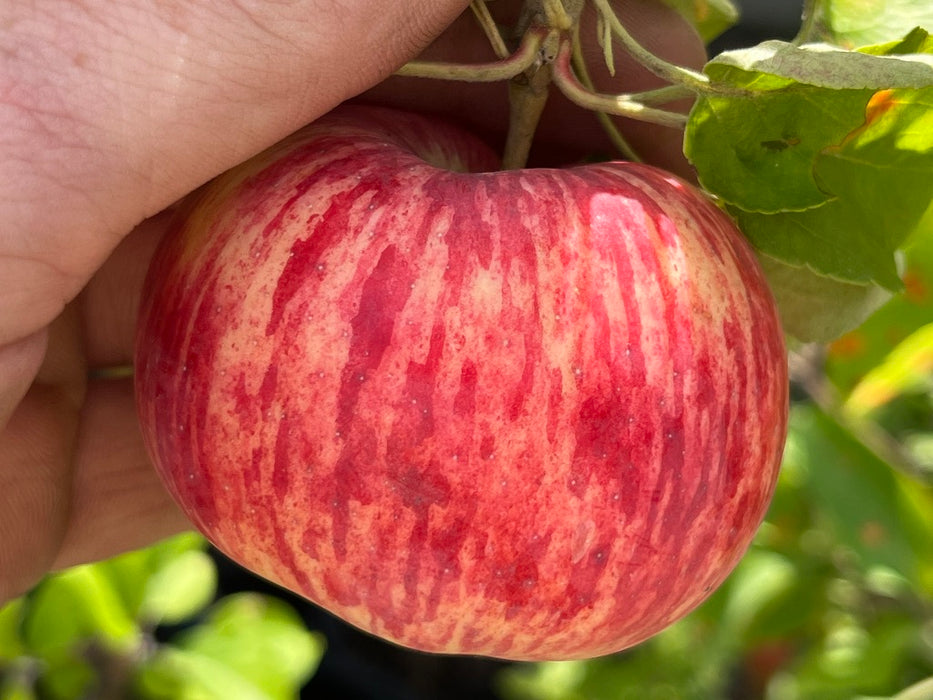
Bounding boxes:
[845,323,933,416]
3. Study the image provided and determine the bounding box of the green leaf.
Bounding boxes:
[688,84,872,212]
[21,567,139,656]
[135,646,271,700]
[0,599,26,660]
[496,660,588,700]
[659,0,740,42]
[825,219,933,393]
[783,614,920,698]
[718,549,821,644]
[97,532,209,620]
[892,676,933,700]
[151,593,325,700]
[708,40,933,89]
[859,26,933,56]
[758,255,893,342]
[34,655,97,700]
[785,405,933,585]
[138,549,217,626]
[824,0,933,48]
[687,36,933,290]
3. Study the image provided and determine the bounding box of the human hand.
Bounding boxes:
[0,0,703,603]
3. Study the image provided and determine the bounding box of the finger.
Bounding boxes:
[1,0,473,347]
[79,2,705,368]
[52,377,190,572]
[0,385,75,601]
[0,309,84,601]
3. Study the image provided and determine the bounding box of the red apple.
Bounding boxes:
[135,105,788,661]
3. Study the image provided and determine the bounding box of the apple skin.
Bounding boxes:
[135,105,788,661]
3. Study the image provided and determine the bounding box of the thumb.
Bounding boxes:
[0,0,471,345]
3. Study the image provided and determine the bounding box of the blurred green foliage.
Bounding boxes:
[0,534,324,700]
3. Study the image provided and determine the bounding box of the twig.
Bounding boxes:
[541,0,573,30]
[552,42,689,129]
[470,1,510,59]
[397,27,547,82]
[794,0,825,45]
[569,25,639,161]
[591,0,711,92]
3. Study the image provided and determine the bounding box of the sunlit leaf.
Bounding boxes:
[660,0,740,42]
[688,36,933,291]
[823,0,933,47]
[892,675,933,699]
[155,593,325,700]
[495,660,587,700]
[98,532,208,619]
[844,323,933,416]
[708,40,933,89]
[139,549,217,626]
[21,567,139,656]
[688,81,871,213]
[135,646,270,700]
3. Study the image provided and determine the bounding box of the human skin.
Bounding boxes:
[0,0,704,604]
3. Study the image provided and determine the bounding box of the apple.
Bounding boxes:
[134,104,788,661]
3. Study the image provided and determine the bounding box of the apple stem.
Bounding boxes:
[502,42,555,169]
[499,1,587,169]
[470,0,510,59]
[552,42,688,129]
